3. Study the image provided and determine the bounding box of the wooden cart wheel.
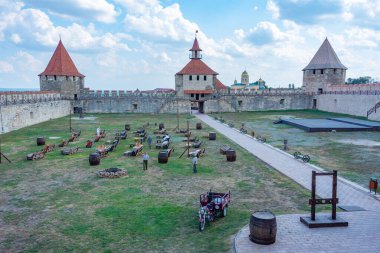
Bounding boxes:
[199,213,206,231]
[223,206,228,217]
[303,155,310,163]
[293,152,301,159]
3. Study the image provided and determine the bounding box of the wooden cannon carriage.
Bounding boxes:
[58,140,69,147]
[41,144,55,153]
[124,145,143,157]
[190,148,206,158]
[61,147,81,155]
[26,151,45,161]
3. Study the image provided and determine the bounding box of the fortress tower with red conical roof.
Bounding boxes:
[175,34,226,110]
[39,40,85,99]
[302,38,347,93]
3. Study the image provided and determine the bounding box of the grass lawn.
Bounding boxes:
[0,113,312,252]
[216,110,380,187]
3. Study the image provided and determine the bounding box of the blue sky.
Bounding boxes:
[0,0,379,90]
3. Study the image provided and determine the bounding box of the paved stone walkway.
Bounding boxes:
[234,211,380,253]
[196,113,380,252]
[196,113,380,211]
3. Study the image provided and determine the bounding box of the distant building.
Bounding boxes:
[302,38,347,94]
[39,39,85,99]
[175,35,226,111]
[230,70,266,91]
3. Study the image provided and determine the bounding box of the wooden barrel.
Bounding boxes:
[89,153,100,166]
[36,137,45,146]
[226,150,236,162]
[249,211,277,245]
[196,123,202,130]
[209,132,216,141]
[125,124,131,131]
[158,151,169,163]
[159,123,165,130]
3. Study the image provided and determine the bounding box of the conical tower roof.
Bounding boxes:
[189,37,202,51]
[39,40,85,77]
[303,38,347,71]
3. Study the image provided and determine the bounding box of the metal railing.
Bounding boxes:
[367,101,380,117]
[322,90,380,95]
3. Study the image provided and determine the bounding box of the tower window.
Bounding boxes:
[313,70,316,74]
[133,104,137,110]
[197,75,200,81]
[204,75,207,81]
[189,75,192,81]
[280,99,285,105]
[334,69,337,74]
[191,94,194,97]
[238,100,242,106]
[73,76,76,81]
[201,94,204,98]
[66,76,69,81]
[54,75,57,80]
[321,69,324,74]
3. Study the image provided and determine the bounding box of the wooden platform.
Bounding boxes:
[280,118,377,132]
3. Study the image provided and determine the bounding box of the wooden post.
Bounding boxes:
[311,171,316,221]
[0,137,11,163]
[332,170,337,220]
[69,108,72,132]
[187,120,189,158]
[176,97,179,130]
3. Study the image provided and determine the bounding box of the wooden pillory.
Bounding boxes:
[0,138,12,163]
[300,170,348,228]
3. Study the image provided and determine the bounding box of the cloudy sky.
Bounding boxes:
[0,0,379,90]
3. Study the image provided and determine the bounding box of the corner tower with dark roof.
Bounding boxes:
[39,40,85,99]
[302,38,347,93]
[175,35,225,102]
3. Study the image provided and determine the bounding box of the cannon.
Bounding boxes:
[256,135,266,143]
[293,152,310,163]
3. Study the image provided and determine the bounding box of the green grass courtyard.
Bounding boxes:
[217,110,380,187]
[0,113,312,252]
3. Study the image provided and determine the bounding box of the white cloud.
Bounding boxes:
[0,61,13,73]
[24,0,119,23]
[10,33,21,44]
[266,0,280,19]
[120,0,198,42]
[0,5,131,51]
[156,52,171,63]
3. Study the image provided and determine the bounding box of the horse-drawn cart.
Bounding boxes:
[198,190,231,231]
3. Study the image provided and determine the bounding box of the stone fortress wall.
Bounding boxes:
[0,91,71,133]
[1,87,380,134]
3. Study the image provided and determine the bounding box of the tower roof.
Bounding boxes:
[189,37,202,51]
[215,78,227,90]
[303,38,347,71]
[176,59,218,75]
[39,40,85,77]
